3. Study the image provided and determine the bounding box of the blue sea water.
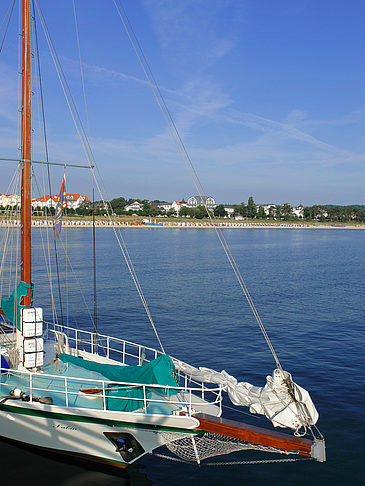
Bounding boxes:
[1,227,364,485]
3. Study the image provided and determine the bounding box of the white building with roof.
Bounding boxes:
[31,194,89,210]
[171,199,188,214]
[0,194,21,208]
[124,201,144,212]
[293,205,304,218]
[187,195,216,210]
[156,202,172,212]
[223,206,235,217]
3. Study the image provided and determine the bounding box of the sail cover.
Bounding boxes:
[173,359,319,431]
[0,281,32,329]
[58,353,179,412]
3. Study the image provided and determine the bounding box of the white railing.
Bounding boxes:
[46,323,218,395]
[0,322,223,415]
[47,324,223,398]
[0,366,223,416]
[47,322,162,366]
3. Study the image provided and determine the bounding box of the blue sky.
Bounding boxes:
[0,0,365,205]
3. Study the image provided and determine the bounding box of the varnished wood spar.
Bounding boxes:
[20,0,32,305]
[195,413,312,457]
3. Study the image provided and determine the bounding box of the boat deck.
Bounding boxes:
[0,324,222,417]
[0,360,221,417]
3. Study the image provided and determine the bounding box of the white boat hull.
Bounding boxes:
[0,400,200,467]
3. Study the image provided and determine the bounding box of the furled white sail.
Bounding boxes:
[174,360,319,431]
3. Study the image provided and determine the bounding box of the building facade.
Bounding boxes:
[31,194,89,210]
[124,201,144,212]
[0,194,21,207]
[187,195,216,210]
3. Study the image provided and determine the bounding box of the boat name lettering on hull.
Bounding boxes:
[53,424,78,431]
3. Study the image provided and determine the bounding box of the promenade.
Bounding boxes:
[0,219,363,230]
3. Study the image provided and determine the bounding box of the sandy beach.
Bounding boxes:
[0,219,364,230]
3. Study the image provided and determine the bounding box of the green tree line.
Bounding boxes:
[3,196,364,222]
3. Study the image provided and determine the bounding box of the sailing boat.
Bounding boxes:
[0,0,325,468]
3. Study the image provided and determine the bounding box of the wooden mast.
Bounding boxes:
[20,0,32,305]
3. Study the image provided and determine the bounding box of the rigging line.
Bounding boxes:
[113,0,202,196]
[31,198,95,331]
[52,174,65,328]
[16,0,21,167]
[92,186,98,336]
[32,20,55,320]
[31,171,58,324]
[34,101,57,325]
[77,140,165,349]
[33,0,64,328]
[65,205,69,329]
[31,159,58,324]
[113,1,281,368]
[12,169,21,303]
[0,165,21,298]
[36,23,157,338]
[110,218,166,353]
[0,0,15,54]
[0,0,13,34]
[55,238,95,328]
[34,0,165,353]
[84,171,166,352]
[10,170,20,329]
[8,210,14,295]
[72,0,91,139]
[9,3,20,302]
[33,1,93,164]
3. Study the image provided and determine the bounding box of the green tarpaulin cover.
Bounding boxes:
[58,353,179,412]
[0,281,32,329]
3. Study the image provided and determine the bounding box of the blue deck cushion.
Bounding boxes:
[57,353,179,412]
[1,354,10,373]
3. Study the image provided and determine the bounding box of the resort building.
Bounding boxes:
[187,195,216,210]
[124,201,144,212]
[223,206,235,217]
[155,202,172,212]
[171,198,188,214]
[0,194,21,208]
[293,205,304,218]
[31,194,89,210]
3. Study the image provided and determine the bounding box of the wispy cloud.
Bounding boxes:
[142,0,243,70]
[61,56,183,99]
[84,69,365,175]
[237,112,343,152]
[286,108,365,128]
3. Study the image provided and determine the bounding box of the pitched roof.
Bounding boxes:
[65,194,89,202]
[32,194,89,203]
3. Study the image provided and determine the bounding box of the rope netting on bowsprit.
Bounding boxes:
[159,431,296,464]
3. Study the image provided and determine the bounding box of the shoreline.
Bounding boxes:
[0,219,364,230]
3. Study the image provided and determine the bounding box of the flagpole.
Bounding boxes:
[53,171,66,330]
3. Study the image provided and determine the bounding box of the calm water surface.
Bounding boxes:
[1,228,364,485]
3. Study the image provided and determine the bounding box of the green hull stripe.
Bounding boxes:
[0,403,198,435]
[61,450,127,467]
